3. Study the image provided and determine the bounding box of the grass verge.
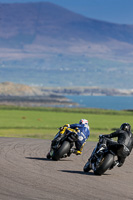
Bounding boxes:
[0,105,133,141]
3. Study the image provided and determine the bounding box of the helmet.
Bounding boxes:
[79,119,88,125]
[120,123,131,132]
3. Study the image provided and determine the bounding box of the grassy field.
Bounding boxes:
[0,106,133,141]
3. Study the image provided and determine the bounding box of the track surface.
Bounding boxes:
[0,137,133,200]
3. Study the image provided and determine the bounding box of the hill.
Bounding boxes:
[0,82,133,107]
[0,2,133,88]
[0,82,75,107]
[1,82,133,96]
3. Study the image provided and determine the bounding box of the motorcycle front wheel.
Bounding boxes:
[52,141,71,161]
[83,161,91,172]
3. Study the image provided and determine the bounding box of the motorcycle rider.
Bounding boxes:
[85,123,133,171]
[99,123,133,168]
[47,119,90,159]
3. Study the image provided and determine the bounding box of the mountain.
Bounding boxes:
[0,2,133,89]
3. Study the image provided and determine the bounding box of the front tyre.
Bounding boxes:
[52,141,71,161]
[83,161,91,172]
[94,153,114,175]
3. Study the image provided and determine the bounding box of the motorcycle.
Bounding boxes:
[83,136,118,175]
[47,128,78,161]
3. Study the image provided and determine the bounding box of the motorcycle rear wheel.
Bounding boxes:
[94,153,114,175]
[52,141,71,161]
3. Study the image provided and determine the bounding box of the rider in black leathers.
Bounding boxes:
[101,123,133,168]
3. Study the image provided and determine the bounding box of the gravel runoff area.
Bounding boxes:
[0,137,132,200]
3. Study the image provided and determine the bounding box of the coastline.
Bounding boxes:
[0,82,133,108]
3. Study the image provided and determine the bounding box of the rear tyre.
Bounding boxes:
[94,153,114,175]
[52,141,71,161]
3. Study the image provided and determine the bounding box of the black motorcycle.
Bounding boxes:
[47,128,78,161]
[83,136,119,175]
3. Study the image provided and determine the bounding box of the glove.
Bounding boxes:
[64,124,70,128]
[60,124,70,131]
[60,124,70,134]
[99,135,104,138]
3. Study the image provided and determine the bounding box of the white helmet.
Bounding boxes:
[79,119,88,125]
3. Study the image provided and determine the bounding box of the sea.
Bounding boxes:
[65,95,133,111]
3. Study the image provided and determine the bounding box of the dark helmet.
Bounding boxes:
[120,123,131,132]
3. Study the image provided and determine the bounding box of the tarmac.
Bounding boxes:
[0,137,132,200]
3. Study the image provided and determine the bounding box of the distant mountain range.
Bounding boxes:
[0,2,133,89]
[1,81,133,107]
[1,82,133,96]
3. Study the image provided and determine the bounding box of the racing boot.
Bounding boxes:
[109,160,119,170]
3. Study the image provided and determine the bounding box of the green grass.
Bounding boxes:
[0,105,133,141]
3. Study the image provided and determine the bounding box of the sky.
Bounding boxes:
[0,0,133,25]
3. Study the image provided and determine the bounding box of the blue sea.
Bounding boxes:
[66,95,133,110]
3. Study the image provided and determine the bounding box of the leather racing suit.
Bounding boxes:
[52,123,90,155]
[102,129,133,167]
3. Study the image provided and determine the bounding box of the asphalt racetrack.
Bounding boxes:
[0,137,133,200]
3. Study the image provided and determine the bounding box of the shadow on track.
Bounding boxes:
[25,157,72,162]
[59,170,111,176]
[25,157,52,161]
[59,169,94,176]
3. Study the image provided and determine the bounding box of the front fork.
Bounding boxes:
[89,144,105,170]
[89,144,98,161]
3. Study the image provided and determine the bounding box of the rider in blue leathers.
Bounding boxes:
[47,119,90,158]
[68,120,90,154]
